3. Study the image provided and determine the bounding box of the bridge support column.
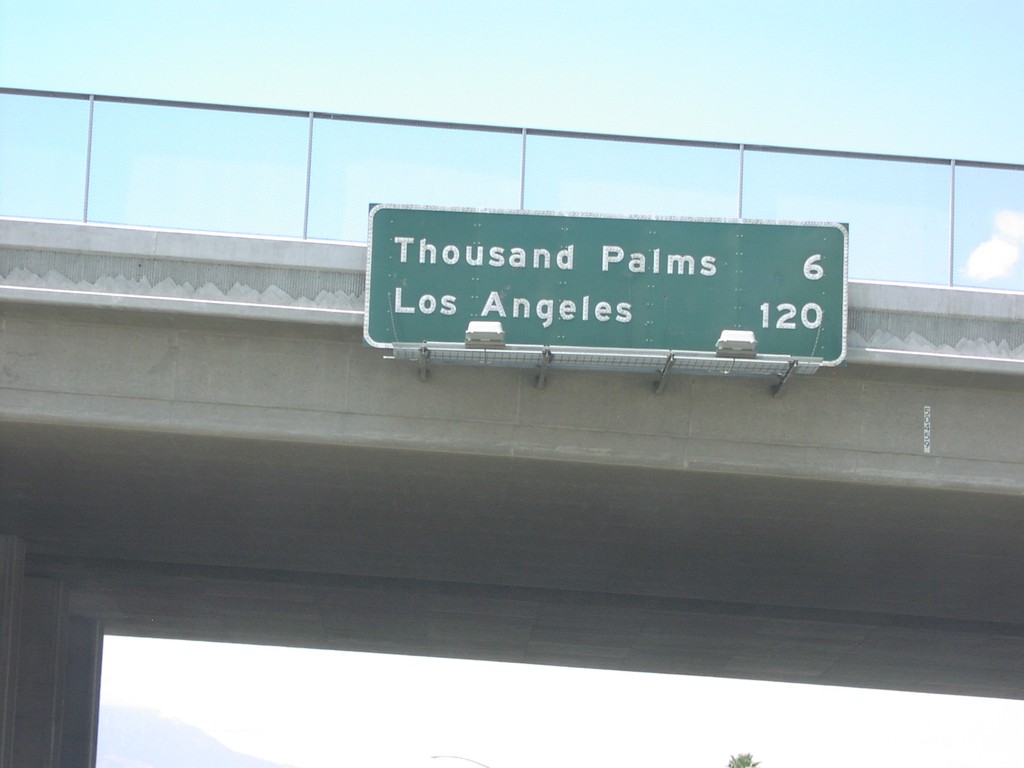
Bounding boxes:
[1,568,101,768]
[59,618,102,768]
[0,537,25,768]
[15,577,69,768]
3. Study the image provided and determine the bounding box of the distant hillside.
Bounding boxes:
[97,706,297,768]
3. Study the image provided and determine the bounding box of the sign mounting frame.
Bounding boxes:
[365,204,848,370]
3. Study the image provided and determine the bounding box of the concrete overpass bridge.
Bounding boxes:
[1,217,1024,766]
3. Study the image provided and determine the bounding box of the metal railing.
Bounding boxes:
[2,87,1023,291]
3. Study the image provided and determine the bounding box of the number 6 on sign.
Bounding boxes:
[803,254,824,280]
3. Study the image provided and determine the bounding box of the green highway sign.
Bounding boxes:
[365,205,848,364]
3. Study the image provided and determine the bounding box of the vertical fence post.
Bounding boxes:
[303,111,314,240]
[519,128,528,210]
[948,159,956,287]
[737,144,745,220]
[82,95,95,223]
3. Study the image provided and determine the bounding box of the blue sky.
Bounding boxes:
[3,0,1024,162]
[4,2,1024,766]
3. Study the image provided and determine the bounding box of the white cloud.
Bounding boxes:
[995,210,1024,240]
[966,210,1024,281]
[966,237,1019,280]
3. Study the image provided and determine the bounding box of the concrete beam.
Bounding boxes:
[43,555,1024,701]
[4,217,1024,373]
[0,216,366,270]
[1,300,1022,496]
[847,281,1024,374]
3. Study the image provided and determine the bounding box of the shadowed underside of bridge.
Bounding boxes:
[3,219,1024,767]
[4,379,1024,699]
